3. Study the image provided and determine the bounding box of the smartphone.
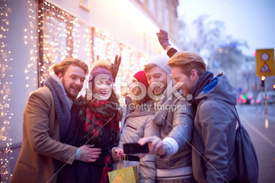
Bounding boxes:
[123,142,149,154]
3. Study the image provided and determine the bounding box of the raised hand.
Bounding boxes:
[156,29,171,50]
[110,55,122,82]
[79,144,101,162]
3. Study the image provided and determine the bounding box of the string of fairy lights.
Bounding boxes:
[0,0,152,180]
[36,0,148,92]
[39,0,74,83]
[24,0,38,92]
[0,0,13,182]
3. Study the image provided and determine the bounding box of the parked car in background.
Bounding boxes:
[256,91,275,105]
[238,91,255,105]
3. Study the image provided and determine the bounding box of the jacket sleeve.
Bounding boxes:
[167,47,178,58]
[139,115,159,183]
[165,99,194,152]
[24,89,77,164]
[198,100,232,183]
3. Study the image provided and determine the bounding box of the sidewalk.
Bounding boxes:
[237,104,275,183]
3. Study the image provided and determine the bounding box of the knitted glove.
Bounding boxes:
[110,55,121,82]
[156,29,171,50]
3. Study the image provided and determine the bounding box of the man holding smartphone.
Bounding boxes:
[140,55,195,183]
[140,30,239,183]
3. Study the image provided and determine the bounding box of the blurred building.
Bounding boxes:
[0,0,180,177]
[237,55,275,104]
[239,56,257,93]
[239,55,275,92]
[132,0,180,46]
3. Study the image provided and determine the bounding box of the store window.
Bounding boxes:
[36,0,150,99]
[38,0,74,85]
[92,27,120,64]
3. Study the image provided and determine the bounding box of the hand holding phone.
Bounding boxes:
[138,136,166,157]
[123,142,149,154]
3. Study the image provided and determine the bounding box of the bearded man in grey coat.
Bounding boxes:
[140,54,195,183]
[140,29,239,183]
[12,58,101,183]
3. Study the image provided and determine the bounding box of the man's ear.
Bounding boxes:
[190,69,198,81]
[57,72,62,79]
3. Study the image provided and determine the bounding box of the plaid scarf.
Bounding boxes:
[85,98,120,183]
[45,75,71,140]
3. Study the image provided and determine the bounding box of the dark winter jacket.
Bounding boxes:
[192,73,238,183]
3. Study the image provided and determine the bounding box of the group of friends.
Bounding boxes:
[11,30,239,183]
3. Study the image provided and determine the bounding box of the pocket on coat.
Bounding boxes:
[126,124,137,131]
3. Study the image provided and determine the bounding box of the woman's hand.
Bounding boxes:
[113,147,125,160]
[110,55,121,82]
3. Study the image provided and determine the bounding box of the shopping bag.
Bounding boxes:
[108,157,140,183]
